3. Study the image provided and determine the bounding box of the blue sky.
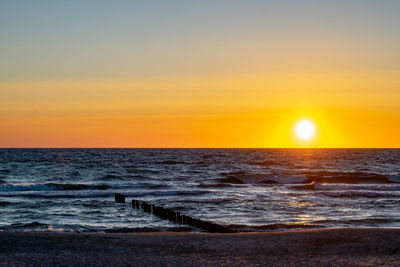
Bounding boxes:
[1,0,399,80]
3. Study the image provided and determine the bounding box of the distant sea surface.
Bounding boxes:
[0,149,399,233]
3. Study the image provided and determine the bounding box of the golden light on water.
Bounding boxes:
[295,120,315,141]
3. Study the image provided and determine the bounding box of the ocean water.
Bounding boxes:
[0,148,399,233]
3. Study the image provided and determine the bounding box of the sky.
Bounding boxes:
[1,0,400,147]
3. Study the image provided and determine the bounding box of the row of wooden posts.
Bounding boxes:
[114,193,235,233]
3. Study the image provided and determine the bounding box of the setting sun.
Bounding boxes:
[295,120,315,141]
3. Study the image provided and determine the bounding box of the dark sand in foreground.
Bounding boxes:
[0,228,399,266]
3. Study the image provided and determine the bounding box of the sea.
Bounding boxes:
[0,149,399,233]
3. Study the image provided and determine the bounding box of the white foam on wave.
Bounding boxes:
[319,190,399,198]
[226,173,308,184]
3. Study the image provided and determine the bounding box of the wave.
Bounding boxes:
[104,226,193,233]
[0,182,170,192]
[304,171,395,183]
[101,174,124,180]
[0,184,54,192]
[0,183,109,192]
[388,175,400,183]
[48,183,109,190]
[197,183,233,188]
[229,219,397,232]
[228,223,321,232]
[314,218,395,225]
[0,190,113,198]
[0,201,12,206]
[158,160,188,165]
[134,182,169,189]
[178,198,238,204]
[0,221,48,230]
[261,175,308,184]
[0,222,88,232]
[292,182,400,191]
[220,174,308,184]
[124,168,161,174]
[250,160,287,166]
[100,174,149,181]
[318,191,399,198]
[219,176,245,184]
[0,189,211,198]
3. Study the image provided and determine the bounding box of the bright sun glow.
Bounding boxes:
[295,120,315,141]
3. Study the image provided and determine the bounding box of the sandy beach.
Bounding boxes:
[0,228,399,266]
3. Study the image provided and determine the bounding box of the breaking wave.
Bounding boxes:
[292,182,400,191]
[220,173,308,184]
[304,171,395,183]
[315,218,396,225]
[228,223,322,232]
[221,171,399,185]
[318,191,400,198]
[104,226,193,233]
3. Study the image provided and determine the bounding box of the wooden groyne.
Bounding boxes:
[114,193,125,203]
[115,194,235,233]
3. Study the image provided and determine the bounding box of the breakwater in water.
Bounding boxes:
[115,193,235,233]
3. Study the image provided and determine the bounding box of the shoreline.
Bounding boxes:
[1,228,399,266]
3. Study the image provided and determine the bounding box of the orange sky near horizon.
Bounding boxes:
[1,72,399,148]
[1,1,400,148]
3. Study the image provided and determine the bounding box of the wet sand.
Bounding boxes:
[0,228,399,266]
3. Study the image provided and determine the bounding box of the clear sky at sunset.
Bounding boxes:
[1,0,399,147]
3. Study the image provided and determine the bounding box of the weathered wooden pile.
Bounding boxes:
[114,193,125,203]
[115,193,235,233]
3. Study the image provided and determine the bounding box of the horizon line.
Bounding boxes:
[1,147,399,149]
